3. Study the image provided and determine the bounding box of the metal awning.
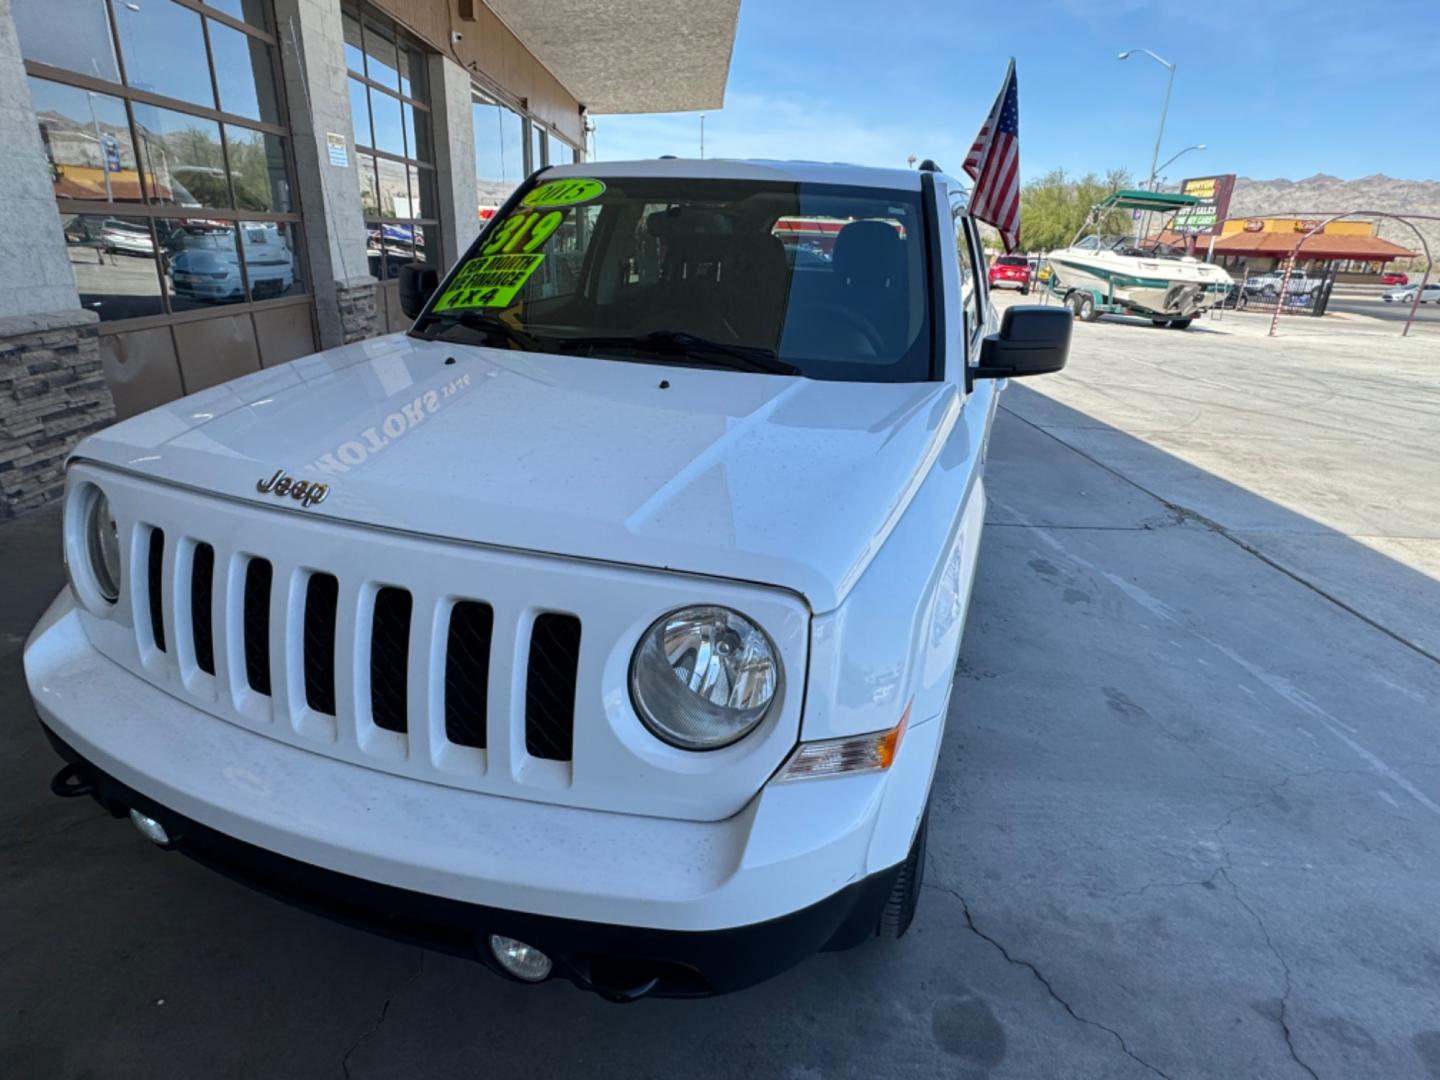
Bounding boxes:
[1098,189,1203,212]
[485,0,740,114]
[1158,230,1418,261]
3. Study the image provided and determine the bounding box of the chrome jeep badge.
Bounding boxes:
[256,469,330,508]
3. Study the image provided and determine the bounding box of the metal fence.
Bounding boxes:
[1222,264,1340,317]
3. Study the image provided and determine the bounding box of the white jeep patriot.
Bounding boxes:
[26,159,1069,999]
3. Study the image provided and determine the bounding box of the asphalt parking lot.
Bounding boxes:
[3,307,1439,1078]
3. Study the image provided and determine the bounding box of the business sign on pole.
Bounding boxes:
[1172,174,1236,235]
[100,133,121,172]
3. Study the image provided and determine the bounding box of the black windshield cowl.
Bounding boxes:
[554,331,801,376]
[415,310,540,352]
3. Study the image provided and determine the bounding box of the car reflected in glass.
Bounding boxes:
[163,222,295,306]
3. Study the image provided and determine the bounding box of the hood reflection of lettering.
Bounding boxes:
[309,371,473,476]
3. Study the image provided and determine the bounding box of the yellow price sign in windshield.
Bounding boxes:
[521,177,605,208]
[432,253,545,311]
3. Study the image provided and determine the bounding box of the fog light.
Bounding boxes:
[489,935,552,982]
[129,808,171,846]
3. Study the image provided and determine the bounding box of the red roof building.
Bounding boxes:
[1154,216,1416,274]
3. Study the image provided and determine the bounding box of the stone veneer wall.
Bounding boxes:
[337,280,379,344]
[0,310,116,520]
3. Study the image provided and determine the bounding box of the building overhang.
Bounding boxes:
[483,0,740,114]
[1155,229,1417,262]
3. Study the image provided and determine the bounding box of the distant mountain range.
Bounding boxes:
[1227,174,1439,266]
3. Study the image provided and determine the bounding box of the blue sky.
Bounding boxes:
[595,0,1440,183]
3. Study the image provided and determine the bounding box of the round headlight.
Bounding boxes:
[629,606,780,750]
[84,488,121,603]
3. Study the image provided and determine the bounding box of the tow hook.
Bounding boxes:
[587,958,662,1003]
[49,763,96,799]
[593,978,660,1004]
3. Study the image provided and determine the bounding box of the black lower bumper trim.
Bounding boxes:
[40,724,899,998]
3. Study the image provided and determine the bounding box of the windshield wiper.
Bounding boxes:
[557,330,800,376]
[414,309,539,351]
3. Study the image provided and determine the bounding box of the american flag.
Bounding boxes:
[963,60,1020,252]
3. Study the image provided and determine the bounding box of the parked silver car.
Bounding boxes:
[1382,282,1440,304]
[99,219,155,257]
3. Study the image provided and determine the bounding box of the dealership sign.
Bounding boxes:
[1173,174,1236,235]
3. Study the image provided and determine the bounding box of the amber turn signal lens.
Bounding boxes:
[774,703,910,782]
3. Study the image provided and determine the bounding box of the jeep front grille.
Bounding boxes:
[161,532,580,764]
[525,613,581,761]
[302,572,339,716]
[369,586,412,734]
[190,542,215,676]
[69,462,807,820]
[146,527,166,653]
[443,601,493,749]
[242,558,272,695]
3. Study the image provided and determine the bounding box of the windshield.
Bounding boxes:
[996,256,1028,266]
[1075,233,1192,259]
[414,176,934,382]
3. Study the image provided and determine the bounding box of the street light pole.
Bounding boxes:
[1156,144,1206,179]
[1120,47,1176,242]
[699,113,705,160]
[1150,65,1175,194]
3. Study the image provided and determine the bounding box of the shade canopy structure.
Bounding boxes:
[1095,189,1203,213]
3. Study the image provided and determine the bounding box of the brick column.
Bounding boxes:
[272,0,377,347]
[337,281,379,344]
[0,311,114,520]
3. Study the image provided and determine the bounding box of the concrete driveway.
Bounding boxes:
[3,312,1439,1079]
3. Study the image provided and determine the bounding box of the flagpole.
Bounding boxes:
[963,59,1020,252]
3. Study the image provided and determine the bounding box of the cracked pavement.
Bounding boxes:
[3,310,1440,1078]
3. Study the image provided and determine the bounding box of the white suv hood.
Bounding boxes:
[76,333,960,612]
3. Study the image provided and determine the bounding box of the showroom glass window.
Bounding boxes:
[551,140,577,167]
[16,0,306,322]
[473,89,525,219]
[343,2,439,280]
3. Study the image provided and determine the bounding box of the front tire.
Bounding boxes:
[878,809,929,939]
[1169,318,1193,330]
[1075,293,1098,322]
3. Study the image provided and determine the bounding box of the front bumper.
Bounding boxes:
[25,593,937,995]
[43,726,897,998]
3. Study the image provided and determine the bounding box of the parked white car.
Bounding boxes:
[1243,267,1318,297]
[1382,282,1440,303]
[26,160,1069,997]
[100,218,155,256]
[169,224,296,302]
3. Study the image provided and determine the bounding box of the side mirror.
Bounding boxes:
[972,305,1071,382]
[398,262,440,319]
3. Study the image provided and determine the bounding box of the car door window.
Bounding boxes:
[952,206,986,355]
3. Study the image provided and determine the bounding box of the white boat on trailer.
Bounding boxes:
[1044,189,1233,329]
